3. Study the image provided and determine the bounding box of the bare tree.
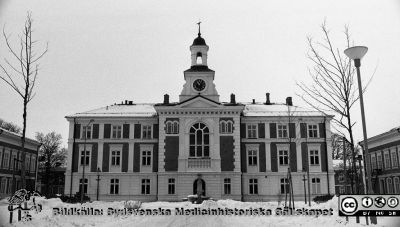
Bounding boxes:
[35,131,66,197]
[0,12,48,188]
[297,22,374,193]
[0,118,22,133]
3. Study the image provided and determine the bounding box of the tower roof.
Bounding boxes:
[192,21,206,46]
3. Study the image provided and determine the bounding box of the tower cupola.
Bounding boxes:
[190,22,209,66]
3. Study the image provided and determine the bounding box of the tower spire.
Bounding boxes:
[197,21,201,36]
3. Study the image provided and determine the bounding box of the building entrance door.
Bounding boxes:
[193,179,206,196]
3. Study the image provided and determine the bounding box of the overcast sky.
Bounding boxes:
[1,0,400,147]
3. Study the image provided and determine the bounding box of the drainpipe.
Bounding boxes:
[70,118,76,197]
[324,117,330,195]
[241,173,244,201]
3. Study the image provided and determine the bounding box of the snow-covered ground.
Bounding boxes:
[0,197,398,227]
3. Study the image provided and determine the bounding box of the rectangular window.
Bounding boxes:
[377,155,383,169]
[391,151,399,168]
[247,124,257,138]
[0,149,3,168]
[79,178,88,194]
[25,155,30,172]
[141,179,150,195]
[30,156,36,172]
[0,177,6,193]
[3,151,9,169]
[339,186,345,194]
[11,152,17,170]
[308,124,318,138]
[384,152,391,169]
[142,125,152,139]
[277,124,288,138]
[112,125,122,139]
[80,150,90,165]
[142,151,152,166]
[278,150,289,165]
[309,150,320,165]
[168,178,175,195]
[371,155,376,171]
[82,125,92,139]
[249,178,258,194]
[110,179,119,194]
[280,178,290,194]
[338,174,344,183]
[220,121,233,134]
[166,121,179,134]
[224,178,231,195]
[312,178,321,194]
[248,150,257,166]
[111,150,121,166]
[7,178,12,194]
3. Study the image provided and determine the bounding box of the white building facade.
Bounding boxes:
[64,30,335,201]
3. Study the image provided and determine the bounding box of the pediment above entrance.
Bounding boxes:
[177,95,221,109]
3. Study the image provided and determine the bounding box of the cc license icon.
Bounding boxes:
[341,197,358,214]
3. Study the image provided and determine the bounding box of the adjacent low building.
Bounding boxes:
[64,29,335,201]
[361,127,400,194]
[0,128,40,198]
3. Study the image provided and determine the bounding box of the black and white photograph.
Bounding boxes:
[0,0,399,226]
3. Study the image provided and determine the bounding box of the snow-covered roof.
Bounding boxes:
[242,103,331,117]
[66,102,332,118]
[66,104,157,118]
[0,128,40,145]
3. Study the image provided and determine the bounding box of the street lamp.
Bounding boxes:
[96,167,101,201]
[80,119,94,204]
[344,46,377,225]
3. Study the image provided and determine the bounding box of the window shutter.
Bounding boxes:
[269,123,277,138]
[122,143,129,172]
[301,143,308,171]
[259,143,266,172]
[240,124,246,138]
[102,144,109,172]
[289,142,297,172]
[289,123,296,138]
[74,124,81,139]
[90,144,98,172]
[123,124,130,138]
[258,123,265,138]
[153,124,159,139]
[133,144,140,172]
[153,145,158,172]
[104,124,111,139]
[134,124,141,139]
[92,124,99,139]
[72,144,79,172]
[270,143,278,172]
[300,123,307,138]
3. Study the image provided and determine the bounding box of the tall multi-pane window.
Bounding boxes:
[278,150,289,165]
[394,177,400,194]
[280,178,290,194]
[30,156,36,172]
[0,149,3,168]
[189,123,210,157]
[309,150,320,165]
[3,151,9,169]
[391,151,399,168]
[249,179,258,194]
[224,178,231,195]
[168,178,175,195]
[110,179,119,194]
[0,177,6,193]
[247,124,257,138]
[142,125,152,139]
[248,150,257,166]
[141,179,150,195]
[220,121,233,134]
[277,124,288,138]
[10,152,17,170]
[25,155,30,172]
[142,151,151,166]
[82,125,92,139]
[80,150,90,165]
[384,152,391,169]
[387,178,393,194]
[311,178,321,194]
[166,121,179,134]
[371,155,377,171]
[377,155,383,169]
[308,124,318,138]
[111,150,121,166]
[112,125,122,139]
[79,178,88,194]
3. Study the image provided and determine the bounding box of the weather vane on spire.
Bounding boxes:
[197,21,201,36]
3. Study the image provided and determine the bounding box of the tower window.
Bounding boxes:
[196,52,203,64]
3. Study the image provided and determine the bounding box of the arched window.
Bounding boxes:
[189,123,209,157]
[196,52,203,64]
[166,121,179,134]
[387,178,393,194]
[219,120,233,134]
[394,177,400,194]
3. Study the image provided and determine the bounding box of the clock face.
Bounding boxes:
[193,79,206,91]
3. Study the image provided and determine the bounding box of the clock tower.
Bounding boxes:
[179,23,219,102]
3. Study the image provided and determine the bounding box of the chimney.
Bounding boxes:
[265,93,271,105]
[252,99,255,104]
[128,101,133,105]
[164,94,169,104]
[286,97,293,106]
[230,94,236,104]
[125,100,128,105]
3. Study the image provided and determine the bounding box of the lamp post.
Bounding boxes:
[344,46,377,225]
[96,167,101,201]
[80,119,94,204]
[302,173,307,204]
